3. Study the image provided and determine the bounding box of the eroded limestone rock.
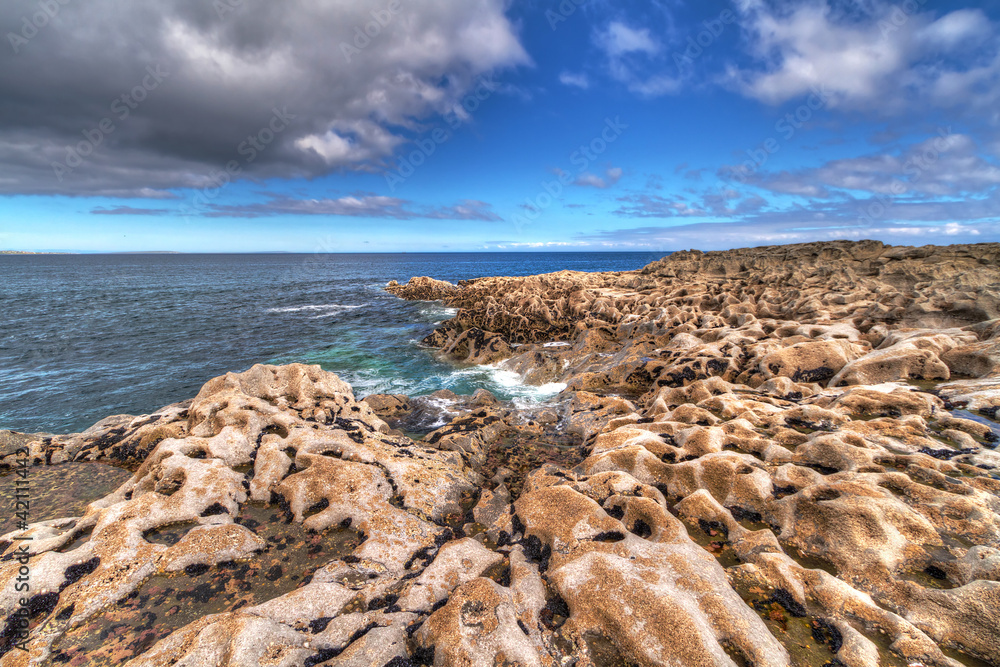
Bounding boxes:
[5,241,1000,667]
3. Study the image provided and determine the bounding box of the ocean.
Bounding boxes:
[0,252,663,434]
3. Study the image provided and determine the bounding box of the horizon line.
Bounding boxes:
[1,250,675,255]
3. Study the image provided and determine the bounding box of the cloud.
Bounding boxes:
[558,72,590,89]
[91,205,171,216]
[727,133,1000,198]
[623,74,683,96]
[199,194,503,221]
[596,22,660,57]
[483,240,591,249]
[0,0,528,197]
[727,1,1000,112]
[616,190,768,218]
[616,178,1000,231]
[593,20,681,97]
[617,129,1000,229]
[573,218,993,251]
[574,167,623,189]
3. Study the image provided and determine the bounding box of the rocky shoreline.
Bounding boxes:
[2,240,1000,666]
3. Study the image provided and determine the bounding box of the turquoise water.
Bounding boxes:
[0,252,663,433]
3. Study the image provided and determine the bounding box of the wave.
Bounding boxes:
[266,304,367,318]
[442,364,567,404]
[417,303,459,324]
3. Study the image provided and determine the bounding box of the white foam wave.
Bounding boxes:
[443,363,567,404]
[266,304,367,318]
[418,303,459,324]
[418,396,462,429]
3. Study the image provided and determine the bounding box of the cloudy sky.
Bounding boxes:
[1,0,998,252]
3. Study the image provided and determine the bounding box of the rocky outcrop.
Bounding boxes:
[387,242,1000,352]
[3,240,1000,667]
[0,365,480,665]
[377,240,1000,666]
[386,276,458,301]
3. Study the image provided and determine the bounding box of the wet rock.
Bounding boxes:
[0,364,479,665]
[361,394,412,419]
[440,328,512,365]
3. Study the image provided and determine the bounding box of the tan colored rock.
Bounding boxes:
[0,364,479,664]
[361,393,412,418]
[396,538,503,612]
[415,577,547,666]
[831,341,951,386]
[386,276,458,301]
[761,339,864,384]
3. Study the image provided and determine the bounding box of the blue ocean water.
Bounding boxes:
[0,253,663,434]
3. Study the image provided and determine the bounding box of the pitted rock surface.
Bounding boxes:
[3,240,1000,667]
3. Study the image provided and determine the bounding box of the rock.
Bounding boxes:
[0,364,479,665]
[382,240,1000,665]
[942,337,1000,378]
[832,385,944,418]
[761,339,864,384]
[830,340,952,386]
[415,577,547,666]
[361,394,412,418]
[514,475,792,666]
[440,327,512,365]
[470,388,499,406]
[386,276,458,301]
[396,538,502,612]
[7,240,1000,667]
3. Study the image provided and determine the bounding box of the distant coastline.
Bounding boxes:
[0,250,181,255]
[0,250,668,255]
[0,250,72,255]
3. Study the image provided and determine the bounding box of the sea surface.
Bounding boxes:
[0,252,663,434]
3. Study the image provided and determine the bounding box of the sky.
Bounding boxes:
[1,0,999,253]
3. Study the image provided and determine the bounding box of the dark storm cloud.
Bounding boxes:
[0,0,528,197]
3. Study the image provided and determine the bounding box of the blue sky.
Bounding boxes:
[1,0,999,252]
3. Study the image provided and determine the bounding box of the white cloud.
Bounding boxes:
[731,133,1000,198]
[916,8,991,49]
[559,72,590,89]
[199,194,503,221]
[597,22,660,57]
[627,74,683,96]
[728,1,1000,112]
[576,218,997,251]
[574,166,624,189]
[594,20,683,97]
